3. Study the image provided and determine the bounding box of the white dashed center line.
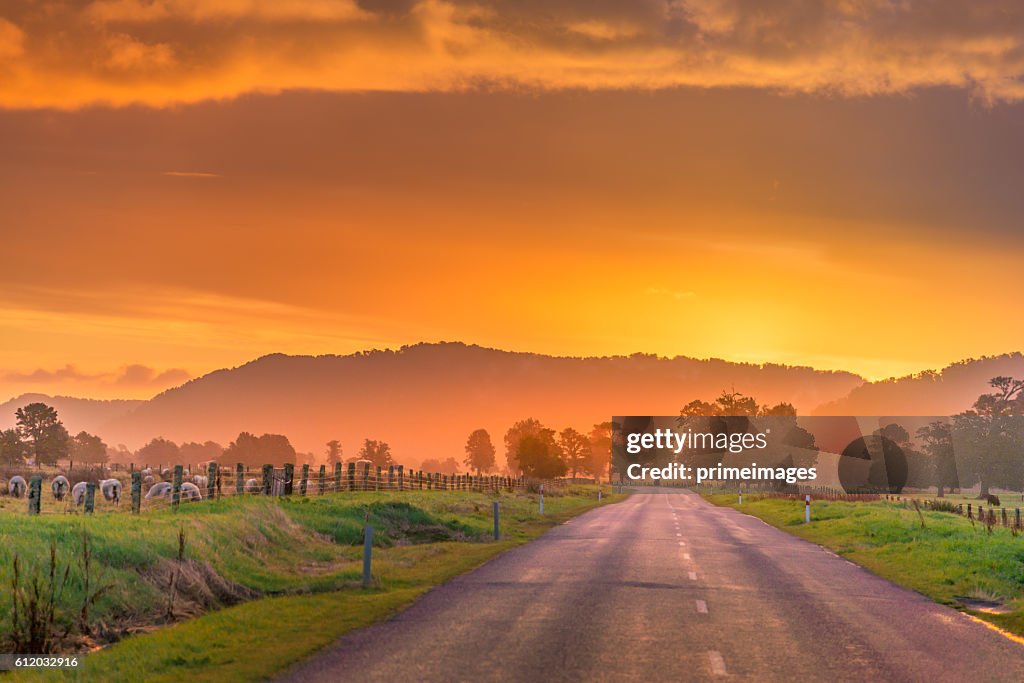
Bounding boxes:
[696,600,708,614]
[688,571,698,581]
[708,651,727,676]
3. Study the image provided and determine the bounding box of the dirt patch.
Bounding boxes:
[956,596,1014,614]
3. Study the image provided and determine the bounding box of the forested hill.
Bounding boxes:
[811,353,1024,416]
[97,342,863,461]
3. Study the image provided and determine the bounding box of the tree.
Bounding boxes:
[325,440,343,465]
[588,422,613,481]
[463,429,496,474]
[16,402,69,466]
[420,457,461,474]
[504,418,547,473]
[516,433,567,479]
[179,441,224,464]
[558,427,591,479]
[953,377,1024,498]
[136,437,180,466]
[70,431,108,464]
[917,420,958,497]
[106,443,133,464]
[0,429,27,465]
[357,439,393,467]
[223,432,296,466]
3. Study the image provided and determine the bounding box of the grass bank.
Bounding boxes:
[4,486,621,681]
[705,494,1024,637]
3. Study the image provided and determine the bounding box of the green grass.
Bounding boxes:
[3,486,621,681]
[706,494,1024,636]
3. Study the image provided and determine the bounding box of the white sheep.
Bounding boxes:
[51,475,70,501]
[141,467,153,477]
[192,474,208,490]
[244,478,259,493]
[8,476,27,498]
[143,474,155,485]
[100,478,122,504]
[160,468,170,477]
[180,482,203,501]
[71,481,89,506]
[145,482,172,499]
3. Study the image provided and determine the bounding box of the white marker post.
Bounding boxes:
[738,487,743,505]
[539,483,544,515]
[804,494,811,524]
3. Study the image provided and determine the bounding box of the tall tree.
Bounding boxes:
[0,429,27,465]
[558,427,591,478]
[588,422,613,481]
[953,377,1024,498]
[15,402,69,466]
[917,420,957,497]
[325,440,343,465]
[223,432,296,466]
[70,431,108,464]
[463,429,496,475]
[516,433,567,479]
[504,418,547,474]
[357,439,393,467]
[421,456,461,474]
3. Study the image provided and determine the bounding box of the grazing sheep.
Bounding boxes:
[8,475,27,498]
[71,481,89,506]
[244,478,259,493]
[143,474,155,485]
[193,475,208,490]
[180,482,203,501]
[51,475,70,501]
[144,482,172,500]
[160,468,170,478]
[100,478,122,504]
[141,467,153,477]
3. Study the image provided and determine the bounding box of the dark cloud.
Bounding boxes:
[0,1,1022,108]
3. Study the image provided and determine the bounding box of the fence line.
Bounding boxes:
[0,463,558,516]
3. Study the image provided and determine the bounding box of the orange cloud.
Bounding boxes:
[3,364,190,390]
[1,1,1023,108]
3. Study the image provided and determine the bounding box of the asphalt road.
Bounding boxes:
[279,489,1024,682]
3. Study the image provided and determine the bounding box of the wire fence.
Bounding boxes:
[0,462,548,516]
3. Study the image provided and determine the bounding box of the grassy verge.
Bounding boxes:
[4,486,622,681]
[705,494,1024,637]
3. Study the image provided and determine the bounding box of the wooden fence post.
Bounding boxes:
[236,463,244,495]
[207,462,217,500]
[85,482,96,514]
[318,464,326,494]
[131,471,142,514]
[172,465,183,507]
[300,464,309,496]
[375,466,382,491]
[362,463,370,491]
[333,462,341,492]
[283,463,295,495]
[348,462,356,491]
[387,465,394,491]
[398,465,404,492]
[262,464,273,496]
[28,476,41,515]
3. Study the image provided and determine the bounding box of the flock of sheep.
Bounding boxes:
[4,467,225,507]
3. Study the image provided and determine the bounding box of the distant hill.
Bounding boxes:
[811,353,1024,416]
[99,342,863,466]
[0,393,144,439]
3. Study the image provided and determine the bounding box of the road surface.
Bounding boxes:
[279,489,1024,682]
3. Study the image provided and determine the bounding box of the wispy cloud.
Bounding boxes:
[1,1,1023,108]
[162,171,221,178]
[3,363,190,389]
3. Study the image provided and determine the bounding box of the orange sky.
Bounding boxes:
[2,1,1024,399]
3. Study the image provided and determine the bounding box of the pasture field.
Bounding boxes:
[2,485,620,681]
[706,494,1024,638]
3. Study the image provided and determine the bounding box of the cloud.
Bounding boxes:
[3,364,191,389]
[162,171,221,178]
[1,1,1023,107]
